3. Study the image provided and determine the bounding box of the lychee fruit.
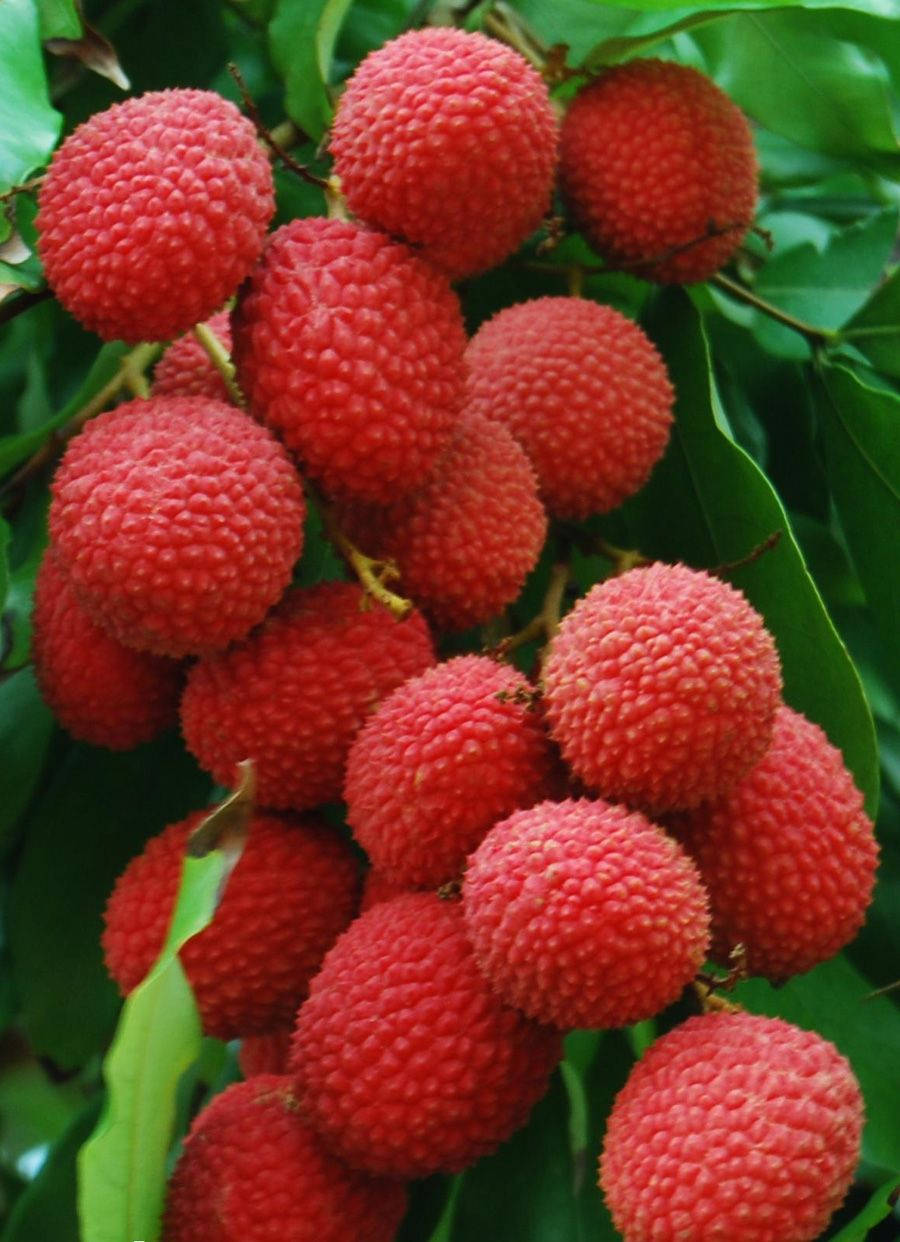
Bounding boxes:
[560,59,757,284]
[102,810,360,1039]
[330,27,558,279]
[37,89,274,343]
[31,549,181,749]
[463,798,709,1030]
[466,297,674,519]
[163,1076,407,1242]
[358,868,411,914]
[542,562,782,811]
[291,892,561,1178]
[670,704,878,981]
[600,1011,863,1242]
[232,216,466,503]
[48,396,305,657]
[345,655,559,887]
[239,1027,293,1079]
[342,411,547,631]
[152,311,234,402]
[180,582,435,810]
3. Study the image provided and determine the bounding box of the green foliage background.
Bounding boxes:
[0,0,898,1238]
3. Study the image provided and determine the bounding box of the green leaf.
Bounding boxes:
[582,10,729,70]
[0,514,9,612]
[576,1031,635,1240]
[37,0,82,41]
[269,0,354,142]
[814,365,900,696]
[0,1101,100,1242]
[843,265,900,378]
[0,668,54,857]
[0,0,62,190]
[829,1173,900,1241]
[603,288,880,813]
[78,848,228,1242]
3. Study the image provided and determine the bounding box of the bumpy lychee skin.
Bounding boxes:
[164,1076,407,1242]
[359,868,411,913]
[346,655,559,887]
[466,298,674,519]
[233,217,466,503]
[600,1012,863,1242]
[330,27,558,279]
[239,1027,294,1078]
[48,396,305,657]
[102,811,360,1039]
[560,60,757,284]
[37,89,274,343]
[463,798,709,1029]
[152,311,233,402]
[344,412,547,631]
[543,563,782,811]
[670,705,878,982]
[181,582,435,810]
[292,892,561,1178]
[31,550,181,749]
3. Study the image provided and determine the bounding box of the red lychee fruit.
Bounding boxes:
[31,549,181,749]
[600,1012,863,1242]
[345,655,559,887]
[466,297,674,519]
[291,892,561,1178]
[560,59,757,284]
[463,798,709,1030]
[180,582,435,810]
[232,217,466,503]
[330,27,558,279]
[358,869,411,914]
[48,396,305,657]
[342,412,547,631]
[239,1027,293,1078]
[670,704,878,981]
[543,563,782,811]
[36,89,274,343]
[164,1076,407,1242]
[102,811,359,1039]
[152,311,234,402]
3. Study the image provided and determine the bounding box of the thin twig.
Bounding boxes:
[711,273,838,347]
[492,559,570,661]
[0,287,53,328]
[193,322,246,407]
[713,531,782,577]
[320,504,412,618]
[0,176,44,204]
[592,536,650,575]
[227,62,328,190]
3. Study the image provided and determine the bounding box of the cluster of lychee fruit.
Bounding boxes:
[25,21,879,1242]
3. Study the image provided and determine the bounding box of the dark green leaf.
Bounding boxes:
[829,1173,900,1241]
[269,0,354,141]
[843,265,900,378]
[0,0,61,190]
[37,0,82,41]
[0,1100,100,1242]
[0,669,54,857]
[0,516,9,612]
[575,1031,635,1241]
[78,849,228,1242]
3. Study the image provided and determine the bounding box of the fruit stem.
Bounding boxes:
[193,322,247,407]
[712,530,781,576]
[320,504,413,619]
[711,273,839,347]
[592,536,649,575]
[482,6,546,71]
[492,559,570,661]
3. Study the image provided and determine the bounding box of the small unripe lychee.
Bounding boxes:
[543,563,782,811]
[346,655,559,887]
[463,798,709,1029]
[330,27,558,278]
[292,892,561,1178]
[233,217,466,503]
[37,89,274,343]
[152,311,234,402]
[164,1076,407,1242]
[670,704,878,981]
[600,1012,863,1242]
[102,811,360,1039]
[466,297,674,519]
[48,396,305,657]
[560,59,757,284]
[181,582,435,810]
[31,550,181,749]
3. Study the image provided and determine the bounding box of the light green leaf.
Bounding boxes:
[77,849,228,1242]
[580,0,900,16]
[830,1173,900,1241]
[37,0,82,40]
[582,10,730,69]
[269,0,354,141]
[0,0,62,190]
[843,264,900,377]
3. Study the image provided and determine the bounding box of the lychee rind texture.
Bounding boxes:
[31,550,181,749]
[233,216,466,503]
[543,563,782,812]
[560,59,757,284]
[344,412,547,631]
[291,892,561,1178]
[181,582,435,810]
[671,705,878,982]
[48,396,305,657]
[600,1012,863,1242]
[346,655,559,887]
[463,798,709,1030]
[36,89,274,344]
[152,311,234,402]
[466,297,674,519]
[163,1076,407,1242]
[102,811,360,1039]
[330,27,558,279]
[238,1026,293,1079]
